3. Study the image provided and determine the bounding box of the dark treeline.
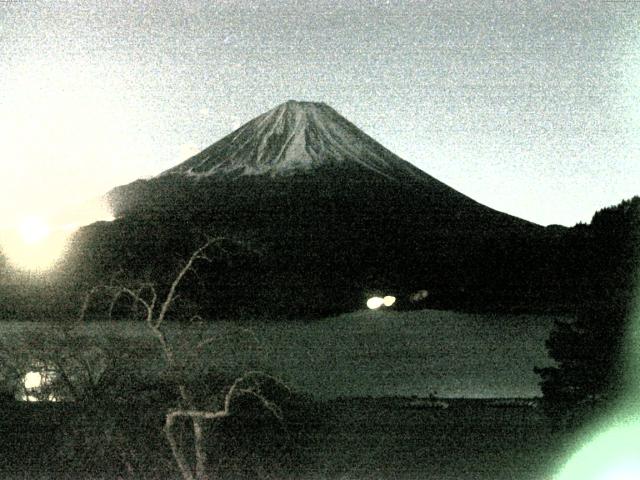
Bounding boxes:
[535,196,639,422]
[0,188,637,321]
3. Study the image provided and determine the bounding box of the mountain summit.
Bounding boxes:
[161,100,429,181]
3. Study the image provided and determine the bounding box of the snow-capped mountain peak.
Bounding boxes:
[161,100,428,181]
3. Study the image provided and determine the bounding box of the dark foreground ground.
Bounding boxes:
[0,397,573,480]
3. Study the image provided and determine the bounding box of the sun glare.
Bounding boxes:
[19,216,50,245]
[0,199,115,273]
[0,215,72,272]
[0,59,148,235]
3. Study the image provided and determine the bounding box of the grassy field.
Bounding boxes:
[0,397,576,480]
[296,397,571,480]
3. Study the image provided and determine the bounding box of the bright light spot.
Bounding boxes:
[367,295,397,309]
[0,221,71,272]
[0,199,114,272]
[383,295,396,307]
[367,297,385,309]
[20,369,60,402]
[23,371,43,390]
[602,462,640,480]
[18,216,50,245]
[555,422,640,480]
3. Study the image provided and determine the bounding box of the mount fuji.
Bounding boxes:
[161,100,440,181]
[73,101,553,317]
[109,100,536,229]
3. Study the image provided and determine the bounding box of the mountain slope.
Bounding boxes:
[109,100,536,231]
[161,100,432,180]
[75,101,552,317]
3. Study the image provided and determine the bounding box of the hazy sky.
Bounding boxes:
[1,0,639,227]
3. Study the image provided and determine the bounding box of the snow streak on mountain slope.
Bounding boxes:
[161,100,432,182]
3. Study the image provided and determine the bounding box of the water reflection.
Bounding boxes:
[18,364,61,402]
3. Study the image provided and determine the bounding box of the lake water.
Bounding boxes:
[4,309,561,399]
[249,309,559,398]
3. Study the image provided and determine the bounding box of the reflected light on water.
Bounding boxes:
[20,369,60,402]
[23,371,43,390]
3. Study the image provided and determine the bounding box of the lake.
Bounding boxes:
[1,309,562,399]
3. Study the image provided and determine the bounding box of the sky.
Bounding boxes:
[1,0,639,228]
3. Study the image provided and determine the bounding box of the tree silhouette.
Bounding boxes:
[536,197,639,422]
[81,237,286,480]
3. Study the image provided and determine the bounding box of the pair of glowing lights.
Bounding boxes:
[366,295,397,310]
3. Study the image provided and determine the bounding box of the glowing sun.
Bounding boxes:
[19,216,51,245]
[0,215,70,272]
[0,200,115,273]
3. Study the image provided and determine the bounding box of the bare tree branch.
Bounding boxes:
[155,237,224,329]
[78,285,103,321]
[76,237,279,480]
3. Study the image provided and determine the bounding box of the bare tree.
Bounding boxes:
[81,237,285,480]
[0,321,112,402]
